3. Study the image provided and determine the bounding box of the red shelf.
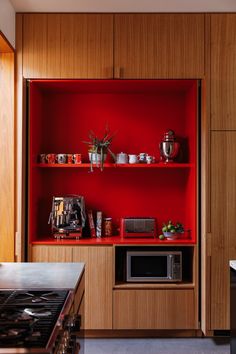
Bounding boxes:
[32,235,196,246]
[29,79,198,245]
[36,163,193,168]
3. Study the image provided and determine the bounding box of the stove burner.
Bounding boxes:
[24,308,52,318]
[13,291,60,304]
[0,308,35,323]
[0,289,69,349]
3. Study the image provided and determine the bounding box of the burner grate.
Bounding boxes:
[0,290,69,348]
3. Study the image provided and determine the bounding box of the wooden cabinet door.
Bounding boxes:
[113,289,197,329]
[73,246,113,330]
[114,14,205,79]
[31,245,73,262]
[211,14,236,130]
[23,14,113,78]
[210,132,236,329]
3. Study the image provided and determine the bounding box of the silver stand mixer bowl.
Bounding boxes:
[160,141,180,163]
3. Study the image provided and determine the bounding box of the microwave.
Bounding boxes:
[126,251,182,282]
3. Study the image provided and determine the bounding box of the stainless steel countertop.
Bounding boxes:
[0,262,85,290]
[230,260,236,271]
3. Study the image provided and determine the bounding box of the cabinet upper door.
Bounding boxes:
[211,14,236,130]
[23,14,113,79]
[114,14,205,79]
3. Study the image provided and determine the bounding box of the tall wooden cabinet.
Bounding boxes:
[210,132,236,330]
[209,14,236,330]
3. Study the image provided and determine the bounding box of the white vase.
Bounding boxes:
[89,152,107,164]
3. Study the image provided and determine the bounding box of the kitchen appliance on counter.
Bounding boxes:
[120,217,157,238]
[49,195,86,239]
[0,289,83,353]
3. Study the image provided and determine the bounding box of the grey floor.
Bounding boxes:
[85,338,230,354]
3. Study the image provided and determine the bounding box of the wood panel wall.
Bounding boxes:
[0,37,15,261]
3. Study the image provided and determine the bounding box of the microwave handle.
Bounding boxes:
[168,255,174,279]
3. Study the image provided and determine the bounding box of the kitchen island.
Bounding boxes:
[0,262,84,290]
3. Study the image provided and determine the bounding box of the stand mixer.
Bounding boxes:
[159,130,180,163]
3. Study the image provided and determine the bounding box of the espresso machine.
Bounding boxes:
[49,195,86,239]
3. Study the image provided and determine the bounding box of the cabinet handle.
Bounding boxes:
[114,67,123,79]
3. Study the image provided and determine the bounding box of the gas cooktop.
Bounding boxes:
[0,289,70,351]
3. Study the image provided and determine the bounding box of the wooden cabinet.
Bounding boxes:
[113,289,197,329]
[31,245,73,262]
[73,246,113,330]
[0,50,15,261]
[31,245,113,330]
[210,132,236,329]
[210,14,236,130]
[114,14,205,79]
[23,14,113,79]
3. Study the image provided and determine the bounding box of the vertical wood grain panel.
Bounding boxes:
[73,246,113,330]
[16,14,25,261]
[114,14,205,79]
[23,14,48,78]
[23,14,113,79]
[0,52,15,261]
[47,14,61,78]
[60,14,113,78]
[113,289,196,329]
[31,245,73,262]
[211,14,236,130]
[210,132,236,329]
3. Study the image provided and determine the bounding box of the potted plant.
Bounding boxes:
[160,220,184,240]
[83,126,116,171]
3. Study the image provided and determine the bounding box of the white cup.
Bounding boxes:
[128,154,138,164]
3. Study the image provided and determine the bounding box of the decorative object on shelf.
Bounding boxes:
[39,153,46,163]
[138,152,147,163]
[87,210,96,237]
[83,126,116,171]
[104,217,113,236]
[116,152,128,164]
[48,195,86,239]
[161,220,184,240]
[128,154,138,164]
[146,155,155,164]
[159,130,180,163]
[67,153,73,164]
[96,211,102,238]
[72,153,82,164]
[56,153,67,164]
[46,153,56,164]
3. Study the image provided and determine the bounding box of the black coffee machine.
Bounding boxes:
[48,195,86,239]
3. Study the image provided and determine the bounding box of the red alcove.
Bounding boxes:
[28,79,198,244]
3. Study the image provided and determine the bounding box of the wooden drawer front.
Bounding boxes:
[113,289,197,330]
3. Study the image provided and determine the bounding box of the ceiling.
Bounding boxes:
[9,0,236,13]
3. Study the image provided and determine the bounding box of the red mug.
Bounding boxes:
[46,153,56,164]
[72,153,82,164]
[67,154,73,164]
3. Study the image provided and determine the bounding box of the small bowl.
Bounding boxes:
[163,231,182,240]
